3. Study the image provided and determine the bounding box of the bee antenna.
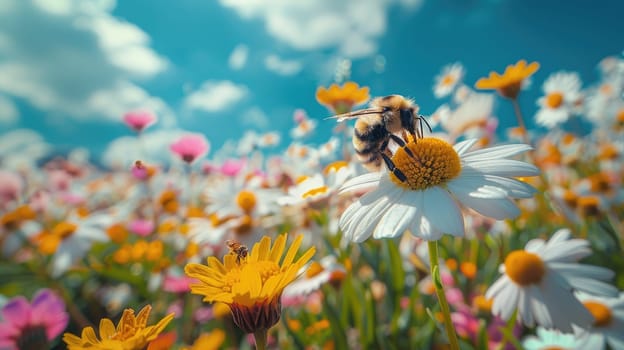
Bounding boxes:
[419,115,432,134]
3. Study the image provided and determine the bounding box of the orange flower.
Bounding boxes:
[475,60,540,99]
[315,82,369,114]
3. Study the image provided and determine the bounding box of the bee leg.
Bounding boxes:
[380,152,407,182]
[389,134,416,159]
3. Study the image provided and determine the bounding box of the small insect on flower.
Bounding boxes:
[327,94,432,182]
[226,239,248,265]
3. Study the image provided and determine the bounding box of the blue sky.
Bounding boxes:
[0,0,622,166]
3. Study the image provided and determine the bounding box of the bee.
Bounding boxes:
[329,95,431,182]
[225,239,248,264]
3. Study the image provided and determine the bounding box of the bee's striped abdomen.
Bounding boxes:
[352,119,388,171]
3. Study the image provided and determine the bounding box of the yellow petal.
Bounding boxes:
[81,327,99,344]
[62,333,84,346]
[294,246,316,269]
[255,236,272,261]
[269,234,287,263]
[99,318,116,340]
[281,234,304,268]
[207,256,226,274]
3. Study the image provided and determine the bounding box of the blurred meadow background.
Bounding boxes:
[1,0,624,349]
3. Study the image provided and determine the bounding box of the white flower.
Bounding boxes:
[522,327,576,350]
[283,256,346,297]
[339,137,539,241]
[433,62,465,98]
[486,229,618,332]
[535,71,583,129]
[290,118,317,139]
[573,292,624,350]
[46,214,112,277]
[441,92,495,139]
[277,161,352,206]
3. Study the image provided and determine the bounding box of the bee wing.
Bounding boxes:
[325,108,383,122]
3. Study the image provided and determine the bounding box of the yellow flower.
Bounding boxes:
[63,305,174,350]
[184,234,315,333]
[181,330,226,350]
[475,60,540,99]
[315,81,369,114]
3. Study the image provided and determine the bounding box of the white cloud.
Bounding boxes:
[184,80,248,112]
[0,0,173,124]
[240,107,269,129]
[228,44,249,70]
[264,54,302,76]
[219,0,423,58]
[0,95,19,125]
[0,129,51,170]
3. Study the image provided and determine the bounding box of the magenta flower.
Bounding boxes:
[170,134,209,164]
[123,111,157,132]
[0,289,69,350]
[127,219,154,236]
[219,158,246,177]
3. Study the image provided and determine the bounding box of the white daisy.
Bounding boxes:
[573,292,624,350]
[282,256,346,297]
[204,177,280,218]
[277,161,352,207]
[42,213,112,277]
[434,62,465,98]
[522,327,576,350]
[338,137,539,242]
[535,71,583,129]
[290,117,317,139]
[486,229,618,332]
[441,92,495,139]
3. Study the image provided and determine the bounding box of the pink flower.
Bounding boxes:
[219,158,246,177]
[163,275,197,293]
[170,134,209,164]
[123,111,157,132]
[127,219,154,236]
[0,171,22,210]
[451,309,480,343]
[0,289,69,350]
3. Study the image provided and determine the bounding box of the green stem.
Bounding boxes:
[511,98,530,146]
[253,328,268,350]
[428,240,459,350]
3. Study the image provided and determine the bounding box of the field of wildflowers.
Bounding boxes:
[1,56,624,350]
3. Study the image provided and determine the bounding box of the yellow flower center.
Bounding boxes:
[577,196,600,217]
[255,260,280,283]
[545,92,564,108]
[584,301,612,327]
[236,190,257,213]
[473,295,493,313]
[323,161,348,174]
[52,221,77,239]
[441,74,455,86]
[542,347,565,350]
[389,137,461,190]
[504,251,545,286]
[302,186,329,198]
[306,261,325,278]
